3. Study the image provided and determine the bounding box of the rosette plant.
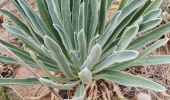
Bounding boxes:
[0,0,170,99]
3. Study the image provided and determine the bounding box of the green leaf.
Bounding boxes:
[93,50,139,73]
[143,0,163,15]
[115,25,139,51]
[97,11,122,46]
[94,70,166,92]
[72,0,81,32]
[78,67,92,84]
[118,0,147,25]
[40,45,51,58]
[77,29,87,64]
[29,51,58,82]
[107,0,147,44]
[2,24,45,56]
[138,38,168,59]
[17,0,47,38]
[35,0,57,35]
[0,9,31,36]
[0,40,58,71]
[98,0,107,34]
[0,39,35,63]
[69,50,80,67]
[81,44,102,70]
[46,0,62,28]
[135,55,170,65]
[118,0,131,10]
[78,2,85,32]
[44,36,74,79]
[132,18,143,26]
[39,78,80,90]
[88,34,99,54]
[53,24,73,51]
[61,0,74,46]
[0,78,39,85]
[139,18,162,32]
[0,56,38,68]
[142,9,162,22]
[88,0,99,41]
[128,23,170,49]
[107,0,115,9]
[73,84,85,100]
[111,39,168,70]
[0,56,19,65]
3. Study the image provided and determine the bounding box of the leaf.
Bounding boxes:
[39,78,80,90]
[138,38,168,59]
[115,25,139,51]
[74,32,79,50]
[17,0,47,38]
[107,0,147,43]
[35,0,60,41]
[61,0,74,45]
[142,9,162,22]
[78,68,92,84]
[46,0,62,28]
[118,0,131,10]
[111,39,169,70]
[72,0,81,32]
[0,78,39,85]
[73,84,85,100]
[0,40,58,71]
[0,39,35,63]
[94,70,166,92]
[135,55,170,65]
[77,29,87,64]
[35,0,57,35]
[88,0,99,41]
[118,0,147,25]
[2,24,45,56]
[0,56,37,67]
[29,51,58,82]
[69,50,80,68]
[128,23,170,49]
[132,18,143,26]
[78,2,85,32]
[0,56,19,65]
[0,9,31,36]
[107,0,115,9]
[93,50,139,73]
[98,0,107,34]
[40,45,51,58]
[53,24,73,50]
[143,0,163,15]
[44,36,74,79]
[88,34,99,54]
[139,18,162,32]
[97,11,122,46]
[84,0,91,41]
[80,44,102,70]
